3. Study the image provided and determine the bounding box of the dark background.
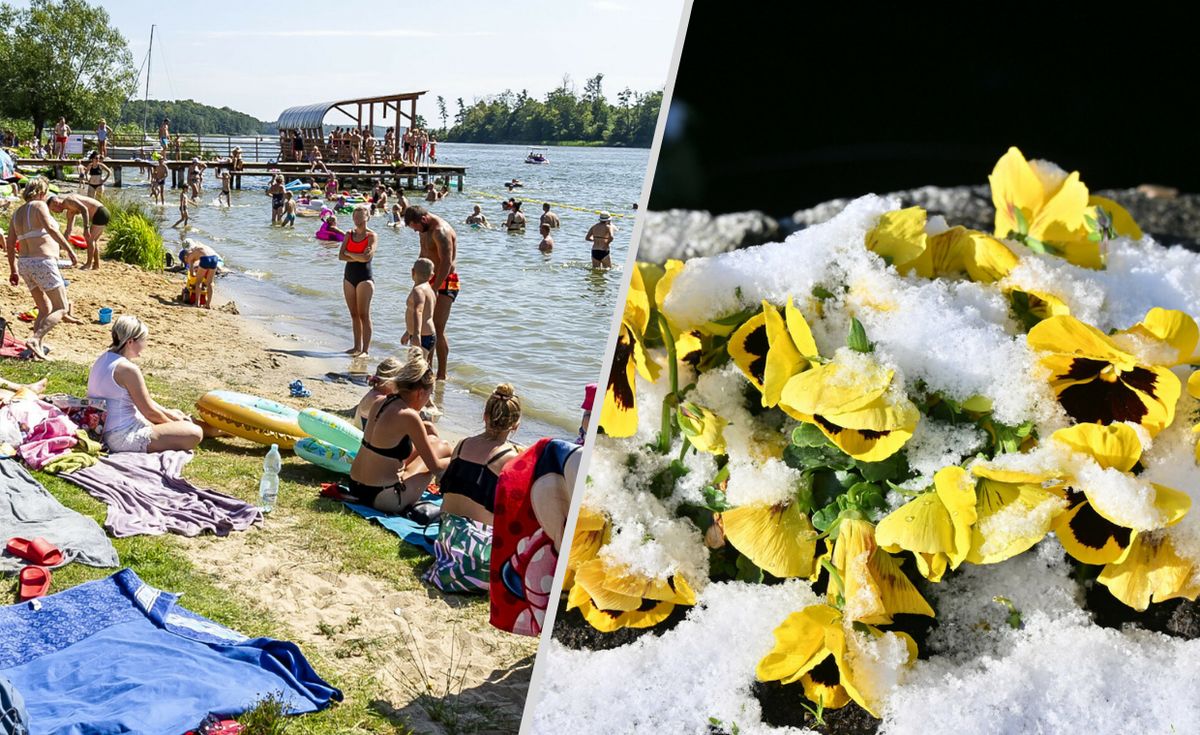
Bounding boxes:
[649,6,1200,217]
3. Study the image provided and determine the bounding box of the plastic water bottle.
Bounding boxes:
[259,444,281,513]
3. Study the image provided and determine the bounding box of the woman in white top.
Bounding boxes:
[87,315,205,452]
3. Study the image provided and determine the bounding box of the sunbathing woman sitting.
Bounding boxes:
[347,347,451,513]
[424,384,522,593]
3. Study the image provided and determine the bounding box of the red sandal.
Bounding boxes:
[6,537,64,567]
[18,566,51,601]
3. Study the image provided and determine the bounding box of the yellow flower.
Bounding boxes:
[1050,423,1190,566]
[778,354,919,462]
[729,299,819,407]
[964,464,1067,565]
[1097,532,1198,611]
[1028,315,1181,437]
[722,502,818,578]
[677,401,727,455]
[832,519,934,625]
[865,207,1019,283]
[1118,307,1200,366]
[875,466,977,582]
[568,557,696,633]
[989,146,1141,269]
[564,506,608,589]
[756,604,916,717]
[1190,372,1200,463]
[599,267,660,438]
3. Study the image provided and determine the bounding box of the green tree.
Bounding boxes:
[0,0,137,141]
[436,95,448,133]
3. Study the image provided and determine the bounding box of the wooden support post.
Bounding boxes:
[171,167,178,189]
[457,174,463,192]
[114,166,122,187]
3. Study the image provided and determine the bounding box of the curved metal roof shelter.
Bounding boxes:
[276,91,428,131]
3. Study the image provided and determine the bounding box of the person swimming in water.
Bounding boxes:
[505,201,526,232]
[465,205,490,229]
[586,211,616,268]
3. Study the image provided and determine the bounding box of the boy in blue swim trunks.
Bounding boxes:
[282,192,296,227]
[403,257,437,361]
[180,239,221,309]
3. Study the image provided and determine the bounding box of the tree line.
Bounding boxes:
[439,74,662,147]
[117,100,265,136]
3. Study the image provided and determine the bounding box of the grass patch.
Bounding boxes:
[102,198,165,270]
[0,358,483,733]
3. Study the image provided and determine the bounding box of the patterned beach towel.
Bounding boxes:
[423,513,492,593]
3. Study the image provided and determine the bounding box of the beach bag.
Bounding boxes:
[402,499,441,526]
[47,395,106,440]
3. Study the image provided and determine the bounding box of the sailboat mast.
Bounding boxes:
[142,25,154,137]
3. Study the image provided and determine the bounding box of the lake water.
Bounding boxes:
[115,142,646,441]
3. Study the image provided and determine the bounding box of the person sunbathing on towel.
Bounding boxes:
[86,315,214,452]
[347,347,451,513]
[0,376,47,404]
[423,383,522,593]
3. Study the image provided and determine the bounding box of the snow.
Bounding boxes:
[529,581,821,735]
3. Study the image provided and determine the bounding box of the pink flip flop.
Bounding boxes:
[6,537,64,567]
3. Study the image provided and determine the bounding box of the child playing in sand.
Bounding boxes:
[402,257,437,361]
[283,192,296,227]
[538,223,554,253]
[179,238,220,309]
[218,170,231,207]
[172,190,189,228]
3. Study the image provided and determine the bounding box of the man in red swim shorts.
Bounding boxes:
[403,205,459,381]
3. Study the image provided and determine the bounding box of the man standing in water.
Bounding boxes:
[585,211,616,268]
[540,202,561,229]
[403,205,458,381]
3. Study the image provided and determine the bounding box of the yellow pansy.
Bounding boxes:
[568,557,696,633]
[1190,372,1200,463]
[1118,307,1200,366]
[722,502,818,578]
[677,401,727,455]
[1049,423,1190,566]
[756,604,917,717]
[989,146,1141,269]
[964,464,1067,565]
[875,466,977,582]
[1097,532,1198,611]
[1028,315,1181,436]
[865,206,928,268]
[599,267,661,437]
[778,354,920,462]
[729,299,820,407]
[866,206,1019,283]
[832,519,934,625]
[564,506,609,589]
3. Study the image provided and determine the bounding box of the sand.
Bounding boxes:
[0,252,537,732]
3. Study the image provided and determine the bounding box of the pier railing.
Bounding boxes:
[83,132,284,162]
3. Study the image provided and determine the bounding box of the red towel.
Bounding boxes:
[0,329,26,358]
[490,438,557,637]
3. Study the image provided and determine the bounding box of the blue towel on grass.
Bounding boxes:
[0,569,341,735]
[343,491,441,554]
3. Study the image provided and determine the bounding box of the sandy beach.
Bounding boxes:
[0,253,536,732]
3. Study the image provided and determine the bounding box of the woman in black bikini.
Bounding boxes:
[424,383,523,593]
[338,204,376,357]
[84,152,111,198]
[347,348,451,513]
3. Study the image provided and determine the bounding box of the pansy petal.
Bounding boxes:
[762,301,808,408]
[865,206,927,269]
[1098,534,1193,612]
[729,310,769,391]
[1052,423,1143,472]
[990,147,1045,238]
[1088,195,1143,240]
[598,326,638,437]
[724,502,818,578]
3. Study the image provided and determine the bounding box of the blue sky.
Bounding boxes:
[47,0,687,122]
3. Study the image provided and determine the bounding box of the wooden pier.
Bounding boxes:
[14,159,466,193]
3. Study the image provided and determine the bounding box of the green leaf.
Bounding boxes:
[709,306,758,329]
[792,423,831,448]
[812,285,834,301]
[701,484,730,512]
[648,459,689,499]
[847,317,873,353]
[735,554,764,583]
[855,452,909,483]
[811,500,844,534]
[783,443,856,473]
[1083,214,1098,230]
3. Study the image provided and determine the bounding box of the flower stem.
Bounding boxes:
[656,311,680,454]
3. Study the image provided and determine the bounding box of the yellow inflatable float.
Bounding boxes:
[195,390,306,448]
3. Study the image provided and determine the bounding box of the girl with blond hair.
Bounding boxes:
[87,315,207,452]
[424,383,523,593]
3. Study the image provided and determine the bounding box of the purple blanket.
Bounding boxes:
[58,450,262,537]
